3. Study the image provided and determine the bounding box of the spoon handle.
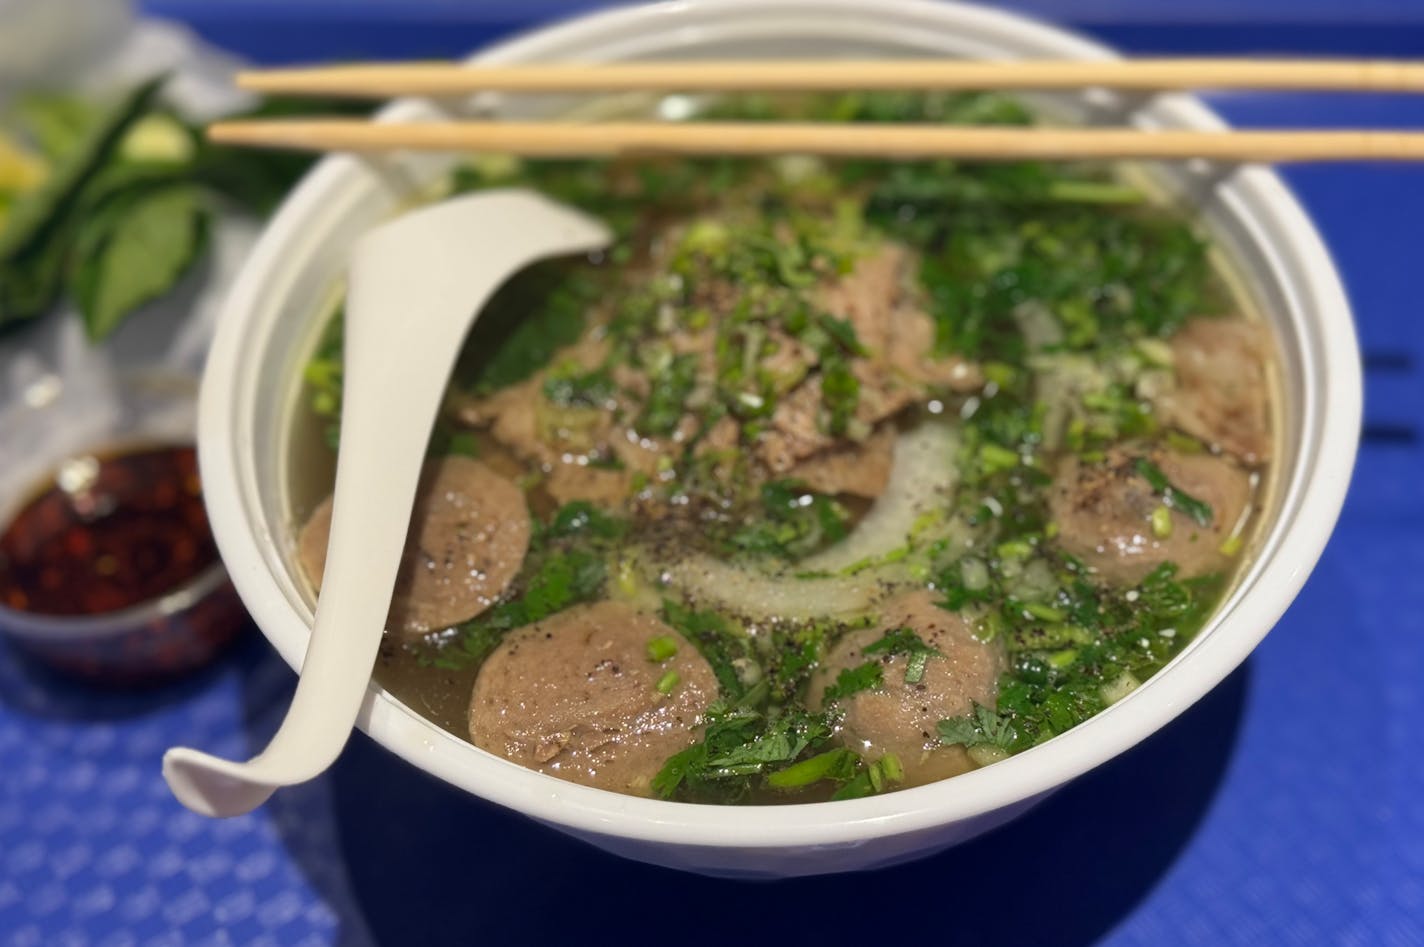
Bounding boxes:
[164,191,611,817]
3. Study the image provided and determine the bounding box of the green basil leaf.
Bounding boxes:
[0,77,166,328]
[71,184,209,340]
[0,77,164,263]
[11,93,103,160]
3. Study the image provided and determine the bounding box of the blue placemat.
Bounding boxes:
[140,0,1424,61]
[5,8,1424,945]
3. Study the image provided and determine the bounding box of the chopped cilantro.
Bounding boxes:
[863,627,941,684]
[661,600,752,700]
[815,313,868,357]
[937,702,1019,752]
[442,623,504,669]
[542,363,617,408]
[705,710,829,770]
[637,352,698,436]
[446,431,480,457]
[1133,457,1214,527]
[432,549,607,669]
[516,550,606,621]
[544,501,627,541]
[651,701,838,803]
[726,480,849,560]
[764,617,856,705]
[989,564,1223,749]
[821,661,884,704]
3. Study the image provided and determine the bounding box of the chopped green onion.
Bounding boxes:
[829,754,903,800]
[982,362,1017,389]
[1164,430,1205,454]
[646,635,679,662]
[966,744,1010,767]
[1100,672,1141,706]
[614,556,641,600]
[656,670,681,694]
[1133,456,1171,491]
[996,539,1034,561]
[766,748,860,789]
[1134,337,1174,368]
[905,649,931,685]
[961,557,991,592]
[1219,534,1244,557]
[1151,505,1174,539]
[978,442,1020,474]
[1023,601,1065,622]
[1008,622,1093,652]
[1045,179,1144,205]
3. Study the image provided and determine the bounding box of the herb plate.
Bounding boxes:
[0,17,261,518]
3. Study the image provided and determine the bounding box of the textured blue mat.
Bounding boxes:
[4,8,1422,945]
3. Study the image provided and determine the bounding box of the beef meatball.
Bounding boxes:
[1154,317,1272,465]
[297,456,531,637]
[468,601,718,796]
[1049,445,1252,586]
[810,590,1004,787]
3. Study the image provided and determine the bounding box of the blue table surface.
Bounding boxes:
[141,0,1424,61]
[6,5,1424,945]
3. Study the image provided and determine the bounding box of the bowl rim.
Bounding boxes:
[198,0,1361,850]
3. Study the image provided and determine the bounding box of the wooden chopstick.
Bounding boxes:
[206,119,1424,163]
[235,59,1424,97]
[222,58,1424,163]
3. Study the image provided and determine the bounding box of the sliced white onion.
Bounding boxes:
[658,554,882,620]
[654,422,962,623]
[800,421,961,574]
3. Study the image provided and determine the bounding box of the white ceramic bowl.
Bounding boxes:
[199,0,1360,878]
